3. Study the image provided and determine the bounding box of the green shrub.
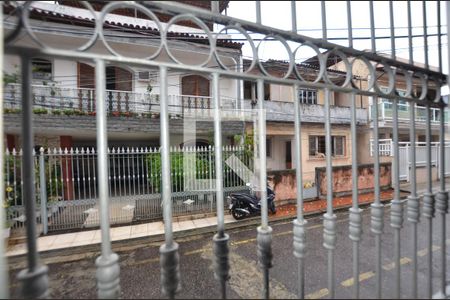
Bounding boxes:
[63,109,75,116]
[146,151,210,193]
[33,108,48,114]
[4,108,21,114]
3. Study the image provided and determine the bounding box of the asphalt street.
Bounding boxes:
[7,199,450,299]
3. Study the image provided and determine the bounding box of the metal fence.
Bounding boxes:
[370,140,450,181]
[3,83,237,116]
[4,146,249,233]
[1,1,449,300]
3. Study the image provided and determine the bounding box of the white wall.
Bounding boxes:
[266,135,292,171]
[3,55,20,76]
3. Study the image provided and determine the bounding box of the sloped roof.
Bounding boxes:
[3,2,242,50]
[57,1,229,31]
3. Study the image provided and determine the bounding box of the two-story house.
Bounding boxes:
[241,59,369,183]
[3,1,244,151]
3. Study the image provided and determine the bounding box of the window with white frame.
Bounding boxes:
[309,135,345,157]
[298,88,317,104]
[380,86,408,111]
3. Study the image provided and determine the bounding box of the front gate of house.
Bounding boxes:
[4,145,249,232]
[0,1,449,300]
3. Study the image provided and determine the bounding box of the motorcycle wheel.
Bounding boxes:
[270,202,277,214]
[231,207,247,220]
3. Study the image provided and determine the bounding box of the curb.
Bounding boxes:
[7,194,407,264]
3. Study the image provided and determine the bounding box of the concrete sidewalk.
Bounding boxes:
[5,190,398,257]
[6,178,448,258]
[400,177,450,194]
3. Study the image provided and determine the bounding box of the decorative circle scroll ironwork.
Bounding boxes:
[413,72,428,102]
[256,34,294,80]
[23,1,99,52]
[214,24,257,73]
[4,2,26,45]
[350,56,375,91]
[98,2,163,60]
[322,48,351,88]
[293,41,324,84]
[428,76,442,103]
[164,14,214,67]
[373,60,395,96]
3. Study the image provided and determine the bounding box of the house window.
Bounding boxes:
[266,138,272,157]
[381,87,408,111]
[182,75,210,96]
[32,58,52,80]
[309,135,346,157]
[299,89,317,104]
[332,136,345,156]
[243,80,270,101]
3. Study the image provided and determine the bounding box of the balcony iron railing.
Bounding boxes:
[370,100,449,124]
[3,83,237,116]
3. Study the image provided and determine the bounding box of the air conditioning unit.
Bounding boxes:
[137,71,153,82]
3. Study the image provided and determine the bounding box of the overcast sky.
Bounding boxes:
[221,1,448,74]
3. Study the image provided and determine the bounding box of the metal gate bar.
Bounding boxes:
[1,1,449,299]
[0,4,8,298]
[94,59,120,298]
[16,55,49,298]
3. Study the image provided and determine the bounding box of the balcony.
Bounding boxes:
[242,99,368,124]
[369,100,449,126]
[3,84,237,117]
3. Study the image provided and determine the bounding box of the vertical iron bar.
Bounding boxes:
[81,149,86,200]
[293,84,306,299]
[212,73,229,299]
[369,0,376,52]
[323,88,336,298]
[291,1,297,33]
[159,66,180,299]
[370,96,383,299]
[389,1,395,59]
[390,97,403,299]
[16,55,49,299]
[258,79,268,228]
[346,1,353,48]
[437,1,442,73]
[39,148,48,235]
[422,1,429,69]
[321,1,327,40]
[407,1,413,65]
[92,148,98,200]
[256,79,272,300]
[211,1,219,14]
[433,103,448,299]
[256,1,261,24]
[407,101,419,299]
[0,5,9,295]
[76,149,81,200]
[446,4,450,296]
[94,59,120,299]
[423,102,435,299]
[349,92,362,299]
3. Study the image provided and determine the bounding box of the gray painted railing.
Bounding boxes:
[3,83,237,115]
[1,1,449,299]
[4,146,249,233]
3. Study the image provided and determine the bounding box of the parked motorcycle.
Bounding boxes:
[228,182,276,220]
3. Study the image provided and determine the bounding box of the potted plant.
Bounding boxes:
[33,108,48,114]
[3,186,14,239]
